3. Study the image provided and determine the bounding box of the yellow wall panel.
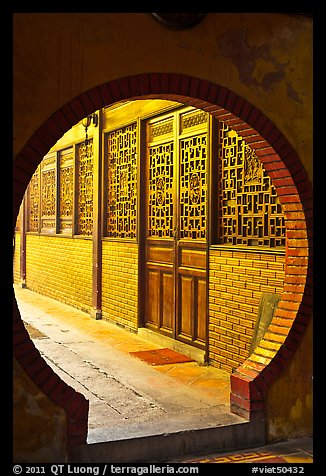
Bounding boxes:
[13,232,21,284]
[102,241,138,330]
[209,248,286,372]
[25,235,92,312]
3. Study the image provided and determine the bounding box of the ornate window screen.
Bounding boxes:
[106,123,137,239]
[41,154,56,233]
[180,110,208,133]
[59,148,74,234]
[77,140,94,236]
[218,123,285,247]
[149,119,173,141]
[28,166,40,232]
[148,141,174,239]
[15,206,22,232]
[179,134,207,240]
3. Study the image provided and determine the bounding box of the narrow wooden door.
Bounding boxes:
[144,108,209,350]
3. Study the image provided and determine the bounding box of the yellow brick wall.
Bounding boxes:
[209,248,285,373]
[13,232,21,284]
[102,241,138,331]
[25,235,92,312]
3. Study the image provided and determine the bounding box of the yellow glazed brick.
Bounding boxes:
[260,285,278,294]
[25,235,92,312]
[239,302,255,313]
[252,260,268,269]
[245,282,261,292]
[267,261,285,270]
[225,257,240,266]
[220,264,233,273]
[102,240,138,330]
[227,315,240,325]
[232,294,247,304]
[260,340,282,351]
[249,353,272,366]
[226,343,240,355]
[13,233,21,284]
[255,347,276,359]
[239,348,250,359]
[219,334,233,345]
[219,348,241,364]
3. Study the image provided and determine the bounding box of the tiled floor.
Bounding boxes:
[173,437,313,463]
[14,285,313,464]
[14,284,231,408]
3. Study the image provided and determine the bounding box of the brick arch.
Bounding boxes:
[13,73,313,444]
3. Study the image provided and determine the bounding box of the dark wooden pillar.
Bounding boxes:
[20,196,27,288]
[91,111,102,319]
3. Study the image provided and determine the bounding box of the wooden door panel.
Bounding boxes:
[147,246,173,264]
[144,107,210,350]
[147,270,160,327]
[178,276,193,340]
[146,268,174,335]
[146,244,174,334]
[177,272,207,348]
[180,248,206,269]
[195,278,207,344]
[162,273,174,331]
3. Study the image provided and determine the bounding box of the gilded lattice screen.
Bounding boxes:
[77,140,94,236]
[218,123,285,247]
[179,134,207,240]
[41,155,56,233]
[28,166,40,232]
[147,110,209,241]
[59,148,74,233]
[148,140,174,239]
[106,124,137,239]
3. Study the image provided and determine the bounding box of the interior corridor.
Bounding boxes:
[14,284,242,445]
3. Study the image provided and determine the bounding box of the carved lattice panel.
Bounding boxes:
[15,205,22,232]
[180,109,208,133]
[107,124,137,239]
[41,155,56,232]
[179,134,207,240]
[77,140,93,235]
[28,167,40,232]
[218,123,285,247]
[148,142,174,238]
[149,118,173,142]
[59,148,74,233]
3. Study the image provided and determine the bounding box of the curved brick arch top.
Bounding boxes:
[13,73,313,443]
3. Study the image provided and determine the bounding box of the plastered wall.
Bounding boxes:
[12,13,313,459]
[13,13,312,179]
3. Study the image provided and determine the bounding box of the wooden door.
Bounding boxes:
[144,108,209,350]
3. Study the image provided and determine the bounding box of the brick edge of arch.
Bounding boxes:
[13,72,313,445]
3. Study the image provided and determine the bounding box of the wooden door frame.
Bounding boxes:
[138,105,219,354]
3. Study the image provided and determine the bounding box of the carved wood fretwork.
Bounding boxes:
[218,123,285,247]
[179,134,207,240]
[28,167,40,232]
[41,155,56,232]
[59,148,74,233]
[106,123,137,239]
[148,142,174,239]
[144,108,209,350]
[77,140,94,236]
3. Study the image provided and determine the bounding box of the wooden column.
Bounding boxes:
[20,196,27,288]
[91,111,102,319]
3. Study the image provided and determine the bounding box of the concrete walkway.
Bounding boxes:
[14,285,266,461]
